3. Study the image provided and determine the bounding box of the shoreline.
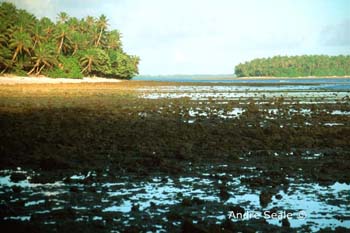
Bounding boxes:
[188,76,350,80]
[0,75,124,85]
[0,75,349,85]
[235,76,350,80]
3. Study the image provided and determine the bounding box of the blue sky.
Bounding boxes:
[7,0,350,75]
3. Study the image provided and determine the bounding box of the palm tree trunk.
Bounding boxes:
[72,44,78,55]
[88,59,92,72]
[28,60,40,75]
[28,65,38,75]
[81,66,88,73]
[96,29,103,47]
[58,35,64,54]
[36,64,45,75]
[12,48,20,61]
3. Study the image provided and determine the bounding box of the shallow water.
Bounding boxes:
[134,76,350,84]
[1,165,349,231]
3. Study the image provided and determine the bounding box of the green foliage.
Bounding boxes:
[47,56,83,79]
[28,43,57,75]
[77,48,111,76]
[108,50,140,79]
[0,2,139,79]
[13,67,27,76]
[235,55,350,77]
[0,46,12,73]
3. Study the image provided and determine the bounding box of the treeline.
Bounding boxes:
[235,55,350,77]
[0,2,139,79]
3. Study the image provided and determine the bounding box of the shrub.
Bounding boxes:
[47,56,83,79]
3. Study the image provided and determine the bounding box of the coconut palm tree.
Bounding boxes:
[79,49,96,74]
[8,26,32,61]
[40,17,55,39]
[105,30,122,50]
[27,43,57,75]
[79,48,110,75]
[16,9,36,29]
[31,24,46,49]
[95,14,108,47]
[66,17,81,37]
[85,16,95,28]
[57,12,69,24]
[0,3,140,79]
[0,45,12,73]
[70,32,89,55]
[55,23,71,54]
[0,2,17,33]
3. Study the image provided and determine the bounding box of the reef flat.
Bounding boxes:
[0,81,349,232]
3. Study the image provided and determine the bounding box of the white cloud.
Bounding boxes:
[9,0,55,19]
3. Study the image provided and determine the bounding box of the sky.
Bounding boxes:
[5,0,350,75]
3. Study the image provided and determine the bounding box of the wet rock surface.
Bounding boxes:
[0,81,349,232]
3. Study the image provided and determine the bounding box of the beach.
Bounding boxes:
[0,75,124,85]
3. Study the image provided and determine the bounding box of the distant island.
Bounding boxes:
[235,55,350,77]
[0,2,139,79]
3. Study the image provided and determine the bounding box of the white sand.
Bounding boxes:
[0,75,124,84]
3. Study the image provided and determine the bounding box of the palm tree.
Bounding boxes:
[79,48,110,75]
[0,2,17,33]
[16,9,36,29]
[40,17,55,39]
[95,14,108,47]
[55,24,71,54]
[0,45,12,73]
[31,24,45,49]
[85,16,95,31]
[80,51,95,74]
[0,3,140,79]
[67,17,80,32]
[70,32,89,55]
[57,12,69,24]
[27,43,57,75]
[105,30,122,50]
[8,26,32,61]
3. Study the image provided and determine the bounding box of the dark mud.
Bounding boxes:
[0,82,349,232]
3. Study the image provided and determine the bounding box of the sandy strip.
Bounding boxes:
[0,76,124,85]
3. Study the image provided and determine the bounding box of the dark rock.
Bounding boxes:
[131,204,139,212]
[181,198,192,206]
[70,186,79,192]
[39,157,70,170]
[161,177,168,183]
[275,194,283,200]
[260,190,272,208]
[229,205,245,217]
[123,226,142,233]
[150,202,156,209]
[12,186,22,193]
[219,186,230,200]
[10,173,26,182]
[229,153,239,160]
[192,197,204,205]
[282,217,290,227]
[181,219,207,233]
